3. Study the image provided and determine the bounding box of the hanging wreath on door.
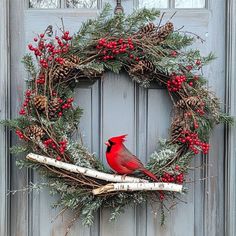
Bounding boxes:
[2,4,233,228]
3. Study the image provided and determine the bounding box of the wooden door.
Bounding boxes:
[9,0,226,235]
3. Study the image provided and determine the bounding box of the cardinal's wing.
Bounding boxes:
[118,146,144,171]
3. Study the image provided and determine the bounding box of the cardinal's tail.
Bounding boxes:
[141,168,158,182]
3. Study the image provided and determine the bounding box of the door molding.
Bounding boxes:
[0,0,10,235]
[225,0,236,236]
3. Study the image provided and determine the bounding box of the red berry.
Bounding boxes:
[40,33,44,38]
[56,156,62,161]
[171,51,177,57]
[194,150,199,154]
[175,165,180,171]
[161,177,167,182]
[19,109,26,115]
[195,59,201,66]
[25,90,31,97]
[67,98,74,103]
[28,44,34,51]
[186,65,193,71]
[129,45,134,50]
[118,38,123,44]
[159,194,165,200]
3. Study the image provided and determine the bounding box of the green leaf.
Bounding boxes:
[103,61,122,74]
[22,54,38,77]
[9,145,29,154]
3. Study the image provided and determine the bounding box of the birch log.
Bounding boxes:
[26,153,149,183]
[92,182,183,195]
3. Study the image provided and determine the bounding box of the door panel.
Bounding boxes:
[9,0,226,235]
[100,73,137,236]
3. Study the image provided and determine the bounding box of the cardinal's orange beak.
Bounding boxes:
[105,141,110,146]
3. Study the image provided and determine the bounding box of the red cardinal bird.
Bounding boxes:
[105,134,158,181]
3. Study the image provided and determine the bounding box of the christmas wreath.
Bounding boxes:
[3,4,233,229]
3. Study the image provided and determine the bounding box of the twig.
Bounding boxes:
[65,209,81,236]
[51,207,68,223]
[157,12,166,29]
[179,30,205,43]
[168,11,177,21]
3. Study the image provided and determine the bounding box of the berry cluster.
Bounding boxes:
[43,138,57,149]
[61,98,74,110]
[19,109,26,116]
[28,31,72,68]
[186,61,202,72]
[178,130,210,154]
[19,89,32,115]
[56,97,74,118]
[187,74,200,87]
[160,172,184,184]
[167,75,186,92]
[36,73,46,84]
[196,104,205,116]
[61,31,72,41]
[15,130,25,140]
[96,37,136,61]
[58,140,67,155]
[43,139,67,155]
[175,173,184,184]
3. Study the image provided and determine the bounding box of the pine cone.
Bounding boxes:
[64,59,78,69]
[130,60,154,74]
[48,97,61,118]
[68,55,80,64]
[34,95,47,110]
[52,65,71,81]
[25,125,45,140]
[143,60,154,71]
[151,22,174,43]
[176,96,202,109]
[52,55,81,81]
[170,118,186,141]
[138,22,156,35]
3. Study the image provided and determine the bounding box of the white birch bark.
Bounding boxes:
[92,182,183,195]
[26,153,149,183]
